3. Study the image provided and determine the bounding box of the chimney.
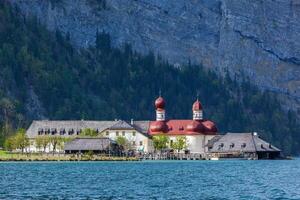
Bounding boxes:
[131,119,134,125]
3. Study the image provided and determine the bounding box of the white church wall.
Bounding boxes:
[168,135,216,154]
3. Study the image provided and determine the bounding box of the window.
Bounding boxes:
[45,128,50,135]
[139,141,143,146]
[60,128,65,135]
[68,128,74,135]
[38,128,43,135]
[132,131,136,136]
[122,131,125,136]
[51,128,56,135]
[116,131,119,136]
[241,143,246,148]
[132,141,136,145]
[106,131,109,136]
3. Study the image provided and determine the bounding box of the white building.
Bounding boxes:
[26,120,153,153]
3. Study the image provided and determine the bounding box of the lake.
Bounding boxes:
[0,159,300,199]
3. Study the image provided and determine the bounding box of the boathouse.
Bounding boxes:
[64,138,119,154]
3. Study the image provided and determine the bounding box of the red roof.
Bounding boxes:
[149,119,217,135]
[155,97,165,110]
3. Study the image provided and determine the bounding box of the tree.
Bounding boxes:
[35,136,50,152]
[116,136,127,147]
[34,136,51,152]
[152,135,169,152]
[14,128,29,153]
[115,136,132,151]
[41,136,50,153]
[57,137,73,152]
[4,136,15,151]
[171,136,188,153]
[80,128,98,137]
[49,136,63,154]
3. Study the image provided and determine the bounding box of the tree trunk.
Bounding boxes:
[53,143,57,155]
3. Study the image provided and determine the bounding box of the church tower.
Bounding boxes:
[192,99,203,120]
[155,96,166,121]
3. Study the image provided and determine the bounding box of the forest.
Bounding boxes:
[0,1,299,154]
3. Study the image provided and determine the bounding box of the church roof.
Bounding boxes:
[149,120,217,135]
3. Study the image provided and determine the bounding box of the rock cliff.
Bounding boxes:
[10,0,300,112]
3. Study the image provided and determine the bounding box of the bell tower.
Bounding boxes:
[192,99,203,120]
[155,96,166,121]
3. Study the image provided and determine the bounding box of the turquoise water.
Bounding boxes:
[1,159,300,200]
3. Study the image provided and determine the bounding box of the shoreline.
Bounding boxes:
[0,153,139,162]
[0,151,293,162]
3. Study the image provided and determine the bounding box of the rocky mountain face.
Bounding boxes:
[10,0,300,112]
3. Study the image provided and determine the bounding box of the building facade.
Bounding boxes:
[26,120,153,153]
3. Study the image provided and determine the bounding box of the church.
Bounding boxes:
[25,96,281,159]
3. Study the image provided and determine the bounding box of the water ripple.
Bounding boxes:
[0,160,300,199]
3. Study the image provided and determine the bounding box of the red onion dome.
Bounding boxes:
[192,100,202,111]
[150,121,168,132]
[155,97,165,110]
[186,120,205,133]
[202,120,217,132]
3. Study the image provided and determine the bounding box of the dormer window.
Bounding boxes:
[45,128,50,135]
[60,128,65,135]
[230,143,234,148]
[68,128,74,135]
[218,143,224,150]
[51,128,57,135]
[38,128,44,135]
[241,143,246,148]
[76,128,81,135]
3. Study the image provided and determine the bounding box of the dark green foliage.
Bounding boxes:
[0,1,299,154]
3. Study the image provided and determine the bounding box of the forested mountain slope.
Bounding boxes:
[0,2,299,154]
[10,0,300,113]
